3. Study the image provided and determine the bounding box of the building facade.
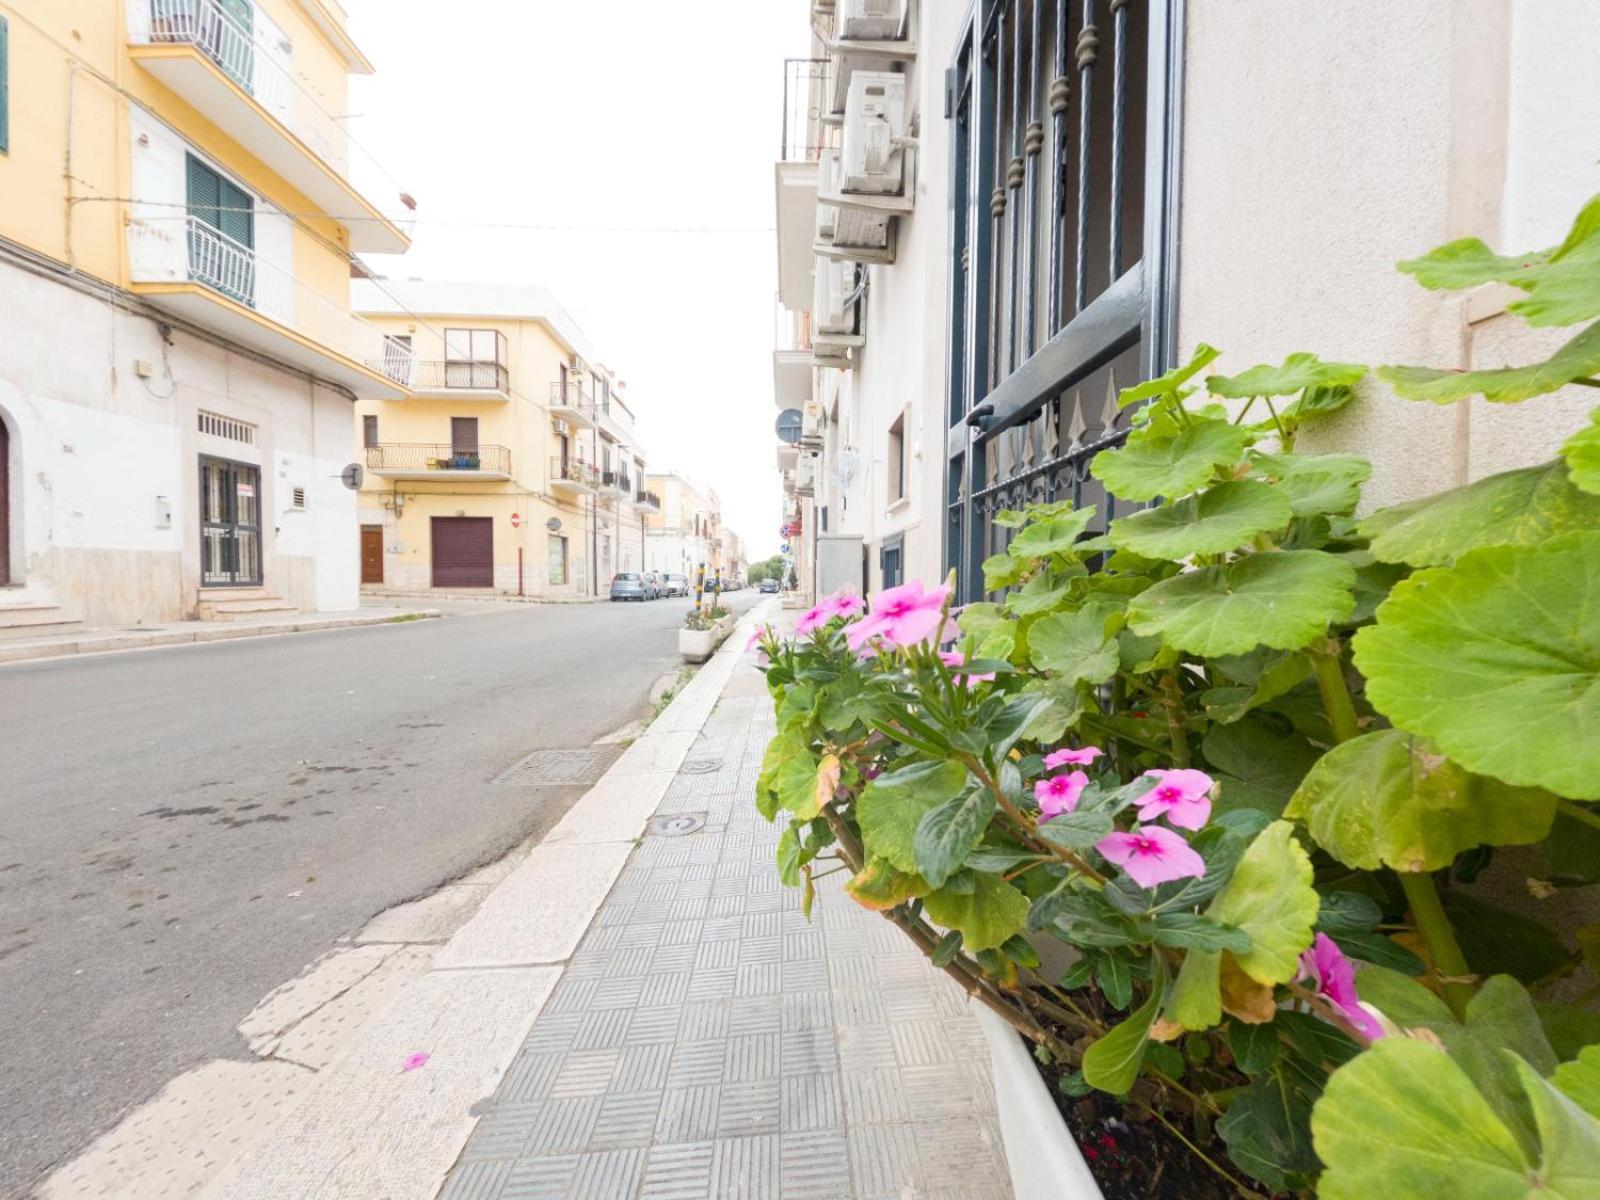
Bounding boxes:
[772,0,1599,603]
[644,473,725,582]
[351,281,654,598]
[0,0,414,632]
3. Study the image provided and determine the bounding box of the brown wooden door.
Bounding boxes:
[360,524,384,584]
[430,517,493,588]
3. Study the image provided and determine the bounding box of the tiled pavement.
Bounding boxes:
[438,650,1012,1200]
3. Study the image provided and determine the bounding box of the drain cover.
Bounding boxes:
[679,758,723,775]
[648,813,706,837]
[495,748,616,786]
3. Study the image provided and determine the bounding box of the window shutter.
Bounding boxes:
[220,178,253,249]
[187,154,222,228]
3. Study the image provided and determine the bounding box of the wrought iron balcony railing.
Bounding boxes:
[781,58,833,162]
[636,490,662,510]
[548,382,597,418]
[409,360,510,393]
[550,457,600,488]
[366,443,511,474]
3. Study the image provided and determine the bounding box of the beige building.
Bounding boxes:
[644,473,725,582]
[351,281,655,597]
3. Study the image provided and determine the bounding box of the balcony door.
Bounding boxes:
[186,154,255,306]
[450,417,479,468]
[200,456,262,587]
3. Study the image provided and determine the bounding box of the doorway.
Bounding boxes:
[200,456,262,586]
[430,517,493,588]
[0,418,10,587]
[360,525,384,585]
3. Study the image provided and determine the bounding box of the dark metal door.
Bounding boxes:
[945,0,1184,600]
[200,456,262,586]
[360,525,384,585]
[431,517,493,588]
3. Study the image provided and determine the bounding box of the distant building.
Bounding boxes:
[645,473,724,581]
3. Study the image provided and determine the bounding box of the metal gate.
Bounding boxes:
[431,517,494,588]
[199,456,261,586]
[944,0,1184,600]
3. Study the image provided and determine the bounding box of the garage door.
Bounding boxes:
[431,517,494,588]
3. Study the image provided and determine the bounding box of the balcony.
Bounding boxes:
[635,490,661,512]
[774,302,814,410]
[601,470,628,495]
[125,0,412,253]
[775,59,827,314]
[128,215,411,398]
[365,443,511,480]
[406,361,511,401]
[549,457,599,495]
[548,382,597,431]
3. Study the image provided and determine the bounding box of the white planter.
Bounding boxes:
[678,625,722,663]
[976,1007,1104,1200]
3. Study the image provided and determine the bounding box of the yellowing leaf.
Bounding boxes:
[1209,821,1318,987]
[844,858,931,911]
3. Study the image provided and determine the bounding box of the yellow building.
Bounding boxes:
[351,281,656,597]
[0,0,413,630]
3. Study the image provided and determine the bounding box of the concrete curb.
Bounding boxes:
[0,610,443,666]
[205,599,776,1199]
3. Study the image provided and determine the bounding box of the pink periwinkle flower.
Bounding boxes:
[939,650,996,685]
[1134,768,1215,831]
[402,1051,430,1072]
[1299,933,1386,1042]
[1044,745,1104,769]
[845,581,954,651]
[1034,771,1089,820]
[1096,824,1206,889]
[796,588,866,635]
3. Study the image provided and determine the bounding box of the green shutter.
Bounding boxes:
[1,16,10,156]
[186,154,222,228]
[219,178,253,249]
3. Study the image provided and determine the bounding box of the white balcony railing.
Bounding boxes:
[128,0,414,234]
[129,215,413,384]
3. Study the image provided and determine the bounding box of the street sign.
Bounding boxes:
[510,512,522,528]
[781,542,790,554]
[340,463,364,490]
[775,408,804,444]
[546,517,562,532]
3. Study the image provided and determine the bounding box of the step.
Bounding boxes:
[0,605,84,641]
[195,596,299,622]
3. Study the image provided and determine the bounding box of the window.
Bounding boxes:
[888,412,906,503]
[444,328,507,389]
[1,15,9,156]
[450,417,478,455]
[363,414,379,448]
[198,411,256,444]
[186,154,254,305]
[186,154,253,246]
[548,534,568,586]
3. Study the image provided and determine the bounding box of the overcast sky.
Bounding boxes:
[344,0,810,561]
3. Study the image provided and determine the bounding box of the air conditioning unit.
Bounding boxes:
[552,418,571,437]
[796,450,820,496]
[814,259,860,335]
[816,148,892,254]
[815,149,841,244]
[838,0,906,40]
[842,71,909,196]
[801,401,826,447]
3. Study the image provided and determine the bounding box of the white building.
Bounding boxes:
[645,473,724,581]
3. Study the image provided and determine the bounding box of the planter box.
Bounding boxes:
[678,625,723,664]
[976,1007,1104,1200]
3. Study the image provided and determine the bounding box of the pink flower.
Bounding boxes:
[845,581,954,651]
[796,588,865,634]
[1034,771,1089,820]
[939,650,996,684]
[1299,933,1386,1042]
[1096,825,1206,889]
[794,604,831,636]
[402,1051,430,1072]
[825,589,864,620]
[1134,769,1215,831]
[1044,745,1104,769]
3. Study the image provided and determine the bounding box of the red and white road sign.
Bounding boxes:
[510,512,522,528]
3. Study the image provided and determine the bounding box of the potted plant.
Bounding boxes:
[747,195,1600,1198]
[678,606,729,663]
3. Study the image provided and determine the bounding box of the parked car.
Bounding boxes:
[610,572,649,601]
[641,571,663,599]
[662,572,689,597]
[759,578,779,594]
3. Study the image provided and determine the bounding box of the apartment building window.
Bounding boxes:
[1,15,9,155]
[186,154,255,305]
[363,415,379,448]
[944,2,1182,599]
[888,412,906,505]
[451,417,479,456]
[444,328,508,390]
[548,534,568,586]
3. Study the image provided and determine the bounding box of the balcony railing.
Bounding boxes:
[602,470,627,493]
[636,490,662,510]
[549,381,596,418]
[550,457,600,489]
[128,0,414,235]
[128,215,413,384]
[410,360,510,393]
[782,58,833,161]
[366,444,511,474]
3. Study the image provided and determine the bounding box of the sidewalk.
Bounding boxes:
[205,603,1011,1199]
[0,605,441,665]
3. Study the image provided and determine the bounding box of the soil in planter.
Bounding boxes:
[1031,1045,1250,1200]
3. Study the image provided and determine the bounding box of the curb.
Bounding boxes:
[0,610,443,666]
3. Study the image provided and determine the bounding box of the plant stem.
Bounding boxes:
[1262,395,1290,444]
[1308,641,1361,744]
[1572,376,1600,389]
[1397,871,1475,1019]
[1558,800,1600,834]
[1232,395,1259,426]
[1160,672,1191,766]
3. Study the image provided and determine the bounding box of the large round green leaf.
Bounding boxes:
[1089,419,1254,502]
[857,760,970,872]
[1354,533,1600,800]
[1397,236,1548,291]
[1251,452,1372,517]
[1563,409,1600,497]
[1208,820,1319,987]
[922,872,1030,953]
[1007,507,1097,557]
[1378,319,1600,404]
[1357,460,1600,567]
[1285,730,1560,872]
[1027,608,1120,685]
[1206,352,1367,399]
[1127,550,1356,656]
[1109,480,1293,560]
[1117,342,1221,408]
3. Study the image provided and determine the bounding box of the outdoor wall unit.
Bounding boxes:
[814,149,895,262]
[813,259,865,343]
[801,401,826,447]
[836,0,907,41]
[795,450,820,497]
[841,71,909,196]
[816,534,866,599]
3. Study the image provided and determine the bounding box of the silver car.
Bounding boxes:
[609,572,649,601]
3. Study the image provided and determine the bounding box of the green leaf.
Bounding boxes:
[1097,953,1134,1010]
[1152,912,1252,953]
[758,729,819,821]
[1209,821,1319,986]
[1109,480,1293,560]
[1127,550,1356,656]
[1033,889,1144,946]
[1548,806,1600,883]
[776,825,802,886]
[1207,352,1367,399]
[1007,507,1098,558]
[857,760,970,873]
[1089,419,1254,502]
[1553,1047,1600,1120]
[1166,950,1222,1029]
[930,929,964,968]
[1285,729,1560,872]
[1517,1058,1600,1198]
[1379,319,1600,404]
[843,858,931,911]
[1081,966,1165,1093]
[1203,717,1323,815]
[1562,408,1600,496]
[1311,1039,1532,1200]
[1216,1060,1321,1192]
[1118,343,1222,408]
[1250,452,1372,517]
[1508,239,1600,327]
[1279,382,1357,426]
[1036,808,1115,850]
[1353,532,1600,799]
[1539,1003,1600,1061]
[1358,459,1600,568]
[1027,609,1120,685]
[1315,890,1383,936]
[1005,570,1074,616]
[1229,1021,1282,1074]
[1446,892,1572,985]
[982,551,1027,590]
[922,872,1031,953]
[1397,236,1550,290]
[914,789,997,889]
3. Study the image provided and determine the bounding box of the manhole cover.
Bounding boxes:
[648,813,706,837]
[495,748,616,786]
[679,758,723,775]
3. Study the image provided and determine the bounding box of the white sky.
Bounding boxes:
[344,0,811,562]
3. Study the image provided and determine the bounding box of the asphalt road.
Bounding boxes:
[0,593,759,1196]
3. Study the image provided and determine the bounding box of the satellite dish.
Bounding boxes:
[341,463,364,490]
[775,408,804,445]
